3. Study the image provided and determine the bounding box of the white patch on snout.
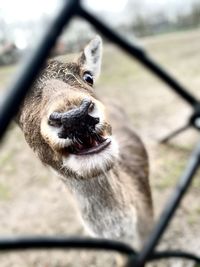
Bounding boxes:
[62,136,119,177]
[40,118,73,149]
[89,106,103,132]
[89,103,102,119]
[89,100,106,134]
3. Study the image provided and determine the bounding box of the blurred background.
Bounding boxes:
[0,0,200,266]
[0,0,200,64]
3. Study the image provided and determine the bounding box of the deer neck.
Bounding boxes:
[63,169,139,246]
[65,169,123,208]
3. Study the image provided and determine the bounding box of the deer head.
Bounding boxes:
[17,36,119,179]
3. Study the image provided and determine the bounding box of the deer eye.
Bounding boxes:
[83,71,94,86]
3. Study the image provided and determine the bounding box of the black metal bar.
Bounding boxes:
[150,250,200,263]
[1,236,200,265]
[132,141,200,267]
[0,236,135,256]
[0,0,80,141]
[0,1,200,265]
[77,6,199,108]
[160,123,190,143]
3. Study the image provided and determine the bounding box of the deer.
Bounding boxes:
[16,35,153,258]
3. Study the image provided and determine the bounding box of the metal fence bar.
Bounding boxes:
[0,236,135,255]
[132,141,200,267]
[150,250,200,263]
[0,0,79,140]
[0,1,200,266]
[77,5,199,108]
[1,236,200,265]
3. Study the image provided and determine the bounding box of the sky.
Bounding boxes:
[0,0,198,23]
[84,0,128,13]
[0,0,198,48]
[0,0,128,23]
[0,0,60,23]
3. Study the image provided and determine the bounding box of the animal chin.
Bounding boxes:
[64,135,111,156]
[61,135,119,178]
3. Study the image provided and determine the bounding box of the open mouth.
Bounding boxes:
[65,135,111,156]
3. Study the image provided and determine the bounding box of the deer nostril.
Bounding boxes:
[48,99,100,139]
[48,112,62,127]
[94,117,100,124]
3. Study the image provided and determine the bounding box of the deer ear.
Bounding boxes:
[78,35,102,80]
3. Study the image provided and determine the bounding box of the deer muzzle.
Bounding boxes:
[48,98,100,139]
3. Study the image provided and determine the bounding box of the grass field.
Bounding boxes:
[0,29,200,267]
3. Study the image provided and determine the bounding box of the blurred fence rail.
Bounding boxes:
[0,0,200,266]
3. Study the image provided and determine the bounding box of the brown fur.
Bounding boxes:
[17,37,153,252]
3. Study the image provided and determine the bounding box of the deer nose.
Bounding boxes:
[48,98,100,139]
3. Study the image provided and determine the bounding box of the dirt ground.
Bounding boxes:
[0,29,200,267]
